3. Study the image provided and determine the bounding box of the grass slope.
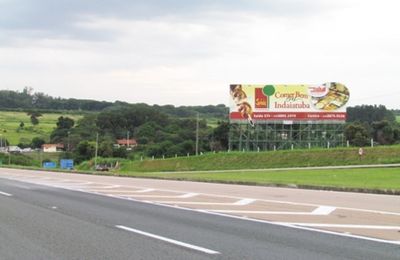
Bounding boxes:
[118,146,400,172]
[0,111,82,145]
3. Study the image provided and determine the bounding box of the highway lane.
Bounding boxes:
[0,178,399,260]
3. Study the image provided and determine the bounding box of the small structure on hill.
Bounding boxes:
[42,143,64,153]
[115,139,137,149]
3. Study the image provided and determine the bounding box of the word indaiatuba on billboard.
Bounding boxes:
[229,83,349,125]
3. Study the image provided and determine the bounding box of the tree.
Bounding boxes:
[56,116,75,129]
[345,123,370,146]
[347,105,395,124]
[113,146,128,158]
[26,111,42,125]
[210,121,230,151]
[19,121,25,129]
[371,120,395,145]
[99,139,114,158]
[73,141,96,163]
[31,137,46,149]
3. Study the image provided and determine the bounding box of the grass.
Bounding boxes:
[396,115,400,123]
[113,146,400,172]
[111,167,400,192]
[0,111,82,145]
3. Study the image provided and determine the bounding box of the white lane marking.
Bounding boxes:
[311,206,336,215]
[87,185,122,190]
[278,223,400,230]
[136,188,155,193]
[153,198,256,206]
[207,210,323,215]
[178,193,199,198]
[0,191,12,197]
[115,225,220,255]
[233,198,256,205]
[112,194,191,198]
[206,206,336,215]
[114,193,199,199]
[154,201,245,205]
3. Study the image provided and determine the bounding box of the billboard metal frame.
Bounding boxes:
[228,121,345,151]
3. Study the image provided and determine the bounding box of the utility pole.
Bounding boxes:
[67,131,70,152]
[94,133,99,169]
[127,130,130,149]
[195,112,199,156]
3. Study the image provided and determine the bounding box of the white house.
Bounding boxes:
[42,144,64,153]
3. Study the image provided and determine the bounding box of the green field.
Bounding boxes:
[0,111,83,145]
[396,115,400,122]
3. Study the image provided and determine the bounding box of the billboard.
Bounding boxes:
[229,82,349,125]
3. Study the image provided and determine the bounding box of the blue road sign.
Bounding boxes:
[60,159,74,169]
[43,162,57,168]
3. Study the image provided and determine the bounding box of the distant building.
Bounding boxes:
[115,139,137,149]
[42,143,64,153]
[8,146,21,153]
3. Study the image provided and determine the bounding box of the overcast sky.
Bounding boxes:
[0,0,399,108]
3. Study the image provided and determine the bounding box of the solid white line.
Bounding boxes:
[279,223,400,230]
[115,225,220,255]
[154,201,241,205]
[178,193,199,198]
[153,198,256,206]
[87,185,122,190]
[136,188,155,193]
[111,194,192,198]
[0,191,13,197]
[311,206,336,215]
[233,198,257,205]
[208,210,320,215]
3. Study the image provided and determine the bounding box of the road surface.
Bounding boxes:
[0,168,399,259]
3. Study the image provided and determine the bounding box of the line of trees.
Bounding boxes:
[345,105,400,146]
[0,88,228,118]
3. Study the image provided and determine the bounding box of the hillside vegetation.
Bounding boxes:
[76,145,400,172]
[0,111,82,145]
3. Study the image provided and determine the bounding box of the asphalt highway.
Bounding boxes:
[0,178,399,260]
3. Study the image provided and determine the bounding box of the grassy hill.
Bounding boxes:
[76,145,400,173]
[0,111,83,145]
[75,146,400,193]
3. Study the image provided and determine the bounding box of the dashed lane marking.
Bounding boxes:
[115,225,220,255]
[0,191,13,197]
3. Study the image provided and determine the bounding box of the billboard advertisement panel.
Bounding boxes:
[229,82,349,125]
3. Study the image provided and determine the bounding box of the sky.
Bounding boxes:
[0,0,399,108]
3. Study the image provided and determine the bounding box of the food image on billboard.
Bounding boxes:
[229,82,349,124]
